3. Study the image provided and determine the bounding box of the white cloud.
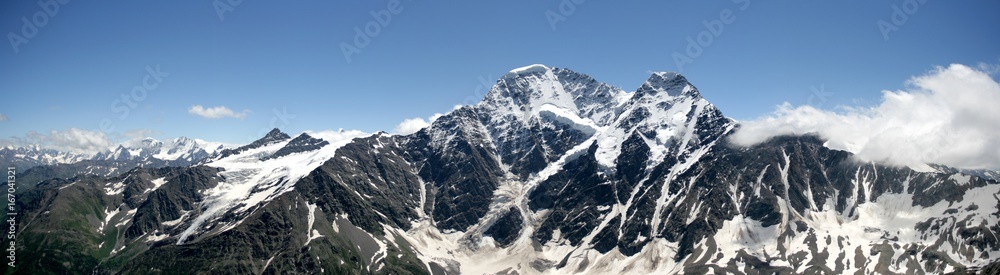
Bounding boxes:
[429,113,444,122]
[392,112,447,135]
[121,129,160,140]
[188,105,250,119]
[393,118,431,135]
[0,128,117,156]
[0,113,7,121]
[730,64,1000,171]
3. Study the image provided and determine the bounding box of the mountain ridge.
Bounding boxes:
[6,65,1000,274]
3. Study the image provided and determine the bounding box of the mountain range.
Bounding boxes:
[1,145,89,171]
[92,137,226,164]
[5,65,999,274]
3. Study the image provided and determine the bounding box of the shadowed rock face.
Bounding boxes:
[9,66,999,274]
[263,133,329,160]
[484,207,524,248]
[215,128,291,160]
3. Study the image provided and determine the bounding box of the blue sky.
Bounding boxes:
[1,1,998,146]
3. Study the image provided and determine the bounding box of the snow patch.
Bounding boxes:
[502,64,549,79]
[304,202,325,246]
[104,180,125,195]
[176,130,370,244]
[146,177,167,193]
[537,103,598,135]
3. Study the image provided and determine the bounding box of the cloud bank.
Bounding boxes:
[0,128,116,156]
[393,113,445,135]
[393,118,431,135]
[188,105,251,119]
[730,64,1000,171]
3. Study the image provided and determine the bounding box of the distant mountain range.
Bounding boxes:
[3,136,228,171]
[92,136,226,164]
[1,145,89,170]
[4,65,999,274]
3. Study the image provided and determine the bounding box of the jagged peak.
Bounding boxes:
[293,132,314,140]
[125,137,163,149]
[173,136,194,143]
[484,65,608,110]
[260,132,330,160]
[264,128,288,140]
[651,71,683,80]
[213,129,291,160]
[638,71,700,98]
[497,64,595,83]
[289,132,326,144]
[254,129,290,145]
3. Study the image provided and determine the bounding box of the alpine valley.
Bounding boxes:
[6,65,1000,274]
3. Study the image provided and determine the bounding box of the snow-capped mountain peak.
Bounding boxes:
[126,137,163,150]
[638,71,700,98]
[262,128,291,141]
[177,129,369,244]
[13,66,1000,274]
[213,128,291,160]
[481,65,627,127]
[500,63,551,79]
[0,145,89,169]
[152,136,212,162]
[90,135,223,164]
[486,64,579,115]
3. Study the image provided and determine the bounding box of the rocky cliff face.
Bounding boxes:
[8,65,999,274]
